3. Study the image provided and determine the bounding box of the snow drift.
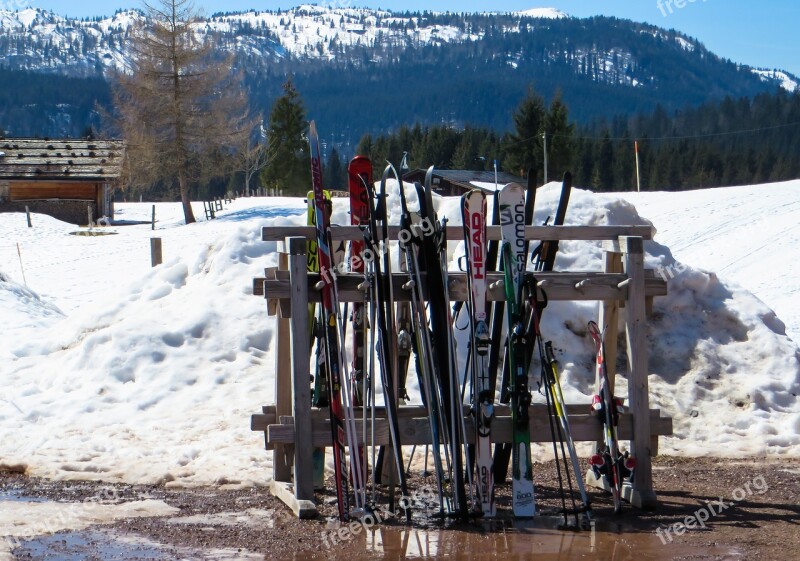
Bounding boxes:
[0,184,798,487]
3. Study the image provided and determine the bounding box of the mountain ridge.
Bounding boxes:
[0,4,797,140]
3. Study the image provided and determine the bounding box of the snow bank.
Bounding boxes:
[0,185,798,487]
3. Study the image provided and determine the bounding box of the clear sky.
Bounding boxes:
[25,0,800,76]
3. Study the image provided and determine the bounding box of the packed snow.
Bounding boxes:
[0,183,798,489]
[752,69,800,92]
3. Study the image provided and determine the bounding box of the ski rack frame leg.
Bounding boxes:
[270,237,317,519]
[622,236,657,509]
[273,252,292,484]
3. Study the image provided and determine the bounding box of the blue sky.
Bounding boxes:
[28,0,800,75]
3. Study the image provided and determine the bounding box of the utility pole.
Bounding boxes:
[635,140,642,192]
[542,131,548,186]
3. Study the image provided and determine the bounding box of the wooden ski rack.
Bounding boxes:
[250,223,673,519]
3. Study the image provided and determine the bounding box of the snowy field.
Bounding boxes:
[1,182,799,489]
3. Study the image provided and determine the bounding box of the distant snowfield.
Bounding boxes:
[619,180,800,343]
[0,183,798,488]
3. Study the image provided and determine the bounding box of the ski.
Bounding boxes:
[348,156,372,492]
[493,168,539,483]
[533,171,572,273]
[308,121,363,521]
[462,189,495,516]
[396,166,448,515]
[498,182,535,518]
[417,169,470,518]
[588,320,635,514]
[362,163,411,521]
[307,189,331,490]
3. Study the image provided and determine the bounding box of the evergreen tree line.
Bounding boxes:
[329,87,800,192]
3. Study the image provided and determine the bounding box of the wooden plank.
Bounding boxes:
[293,403,649,421]
[9,181,98,200]
[270,481,317,519]
[265,410,672,447]
[256,270,668,303]
[622,236,657,509]
[262,225,655,243]
[272,405,667,425]
[250,413,275,432]
[288,238,313,501]
[274,255,292,482]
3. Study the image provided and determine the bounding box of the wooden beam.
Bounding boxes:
[622,236,657,509]
[265,409,672,447]
[270,481,317,519]
[262,225,655,243]
[273,253,292,483]
[255,270,668,302]
[288,238,313,501]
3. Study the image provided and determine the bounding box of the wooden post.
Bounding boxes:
[88,205,93,228]
[288,237,314,505]
[621,236,657,509]
[25,205,32,228]
[273,253,292,483]
[152,205,156,231]
[150,238,163,267]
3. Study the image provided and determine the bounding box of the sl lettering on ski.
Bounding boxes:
[471,212,484,280]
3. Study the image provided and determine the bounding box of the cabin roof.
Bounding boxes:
[403,169,525,193]
[0,138,124,181]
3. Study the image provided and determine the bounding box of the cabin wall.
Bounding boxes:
[0,180,103,225]
[0,198,97,225]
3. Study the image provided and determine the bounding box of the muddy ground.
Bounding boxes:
[2,456,799,560]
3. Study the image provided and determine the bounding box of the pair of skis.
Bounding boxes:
[461,183,535,517]
[588,321,636,514]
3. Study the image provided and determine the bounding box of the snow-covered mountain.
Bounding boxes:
[0,4,796,94]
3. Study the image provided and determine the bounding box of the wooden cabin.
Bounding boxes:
[0,138,124,225]
[402,169,526,196]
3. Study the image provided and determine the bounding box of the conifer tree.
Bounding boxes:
[261,79,310,195]
[504,86,546,178]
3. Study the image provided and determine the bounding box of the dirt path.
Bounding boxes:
[2,457,798,560]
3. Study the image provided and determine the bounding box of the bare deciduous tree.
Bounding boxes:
[239,123,269,196]
[113,0,254,223]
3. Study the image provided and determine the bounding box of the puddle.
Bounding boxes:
[5,507,744,561]
[69,230,118,236]
[13,529,165,560]
[297,518,745,561]
[0,490,50,503]
[12,528,261,561]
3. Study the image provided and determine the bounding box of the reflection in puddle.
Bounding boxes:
[14,530,165,561]
[0,490,50,503]
[13,528,263,561]
[296,518,744,561]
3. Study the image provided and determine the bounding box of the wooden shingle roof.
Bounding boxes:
[0,138,124,181]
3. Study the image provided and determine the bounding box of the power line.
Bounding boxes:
[507,120,800,147]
